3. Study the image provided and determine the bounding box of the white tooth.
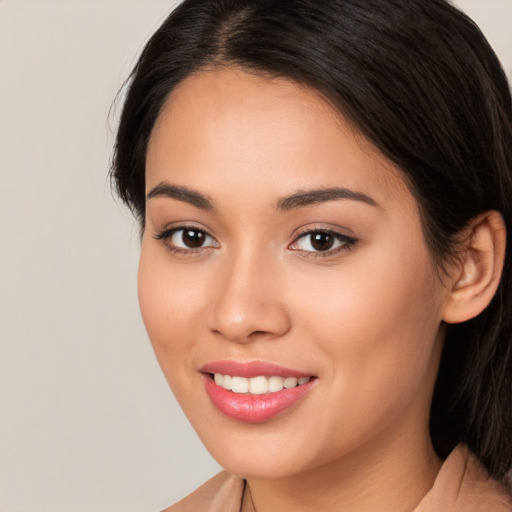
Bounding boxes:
[268,376,285,392]
[223,374,232,391]
[249,376,269,395]
[214,373,224,386]
[231,376,249,394]
[298,377,310,385]
[283,377,298,389]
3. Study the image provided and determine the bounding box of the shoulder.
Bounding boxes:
[417,445,512,512]
[457,447,512,511]
[162,471,245,512]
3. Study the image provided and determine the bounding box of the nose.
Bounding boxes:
[207,251,291,344]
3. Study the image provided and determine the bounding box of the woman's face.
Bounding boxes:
[140,68,449,478]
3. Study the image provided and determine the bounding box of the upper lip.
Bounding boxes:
[200,360,313,379]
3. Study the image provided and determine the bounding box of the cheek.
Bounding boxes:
[280,253,444,460]
[137,244,205,382]
[292,241,444,408]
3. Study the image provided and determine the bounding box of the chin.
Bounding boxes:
[194,422,321,479]
[214,450,306,480]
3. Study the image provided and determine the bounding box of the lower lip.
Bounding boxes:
[202,374,316,423]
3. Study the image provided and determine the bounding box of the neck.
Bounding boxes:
[243,425,442,512]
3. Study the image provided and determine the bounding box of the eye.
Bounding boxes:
[154,226,219,252]
[289,229,356,255]
[171,228,213,249]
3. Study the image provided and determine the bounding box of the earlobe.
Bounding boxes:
[442,211,506,324]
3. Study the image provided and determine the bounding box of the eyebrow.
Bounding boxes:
[146,182,214,211]
[276,187,381,210]
[146,182,381,212]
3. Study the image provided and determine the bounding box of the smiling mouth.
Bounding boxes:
[202,369,317,422]
[210,373,312,394]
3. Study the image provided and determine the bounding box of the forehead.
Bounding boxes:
[146,67,412,209]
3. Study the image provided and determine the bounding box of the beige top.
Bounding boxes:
[166,445,512,512]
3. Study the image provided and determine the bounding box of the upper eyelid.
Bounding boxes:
[292,224,355,239]
[291,229,355,245]
[154,224,356,248]
[153,226,218,249]
[154,223,215,238]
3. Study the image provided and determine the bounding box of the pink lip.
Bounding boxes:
[200,360,317,423]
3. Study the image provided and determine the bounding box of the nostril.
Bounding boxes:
[208,296,292,343]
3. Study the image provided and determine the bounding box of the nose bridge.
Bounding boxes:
[209,243,290,342]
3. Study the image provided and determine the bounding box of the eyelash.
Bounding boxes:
[290,228,357,258]
[153,226,357,258]
[153,226,218,256]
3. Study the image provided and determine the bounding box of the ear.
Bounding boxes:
[442,211,506,324]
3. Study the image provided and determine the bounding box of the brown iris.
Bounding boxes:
[182,229,206,248]
[310,232,335,251]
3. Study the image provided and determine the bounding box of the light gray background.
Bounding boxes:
[0,1,510,511]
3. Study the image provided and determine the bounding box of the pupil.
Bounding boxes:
[311,232,334,251]
[183,229,205,248]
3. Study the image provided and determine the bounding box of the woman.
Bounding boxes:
[111,0,512,510]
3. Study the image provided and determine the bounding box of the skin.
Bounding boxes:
[140,67,463,512]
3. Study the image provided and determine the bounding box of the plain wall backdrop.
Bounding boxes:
[0,1,511,511]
